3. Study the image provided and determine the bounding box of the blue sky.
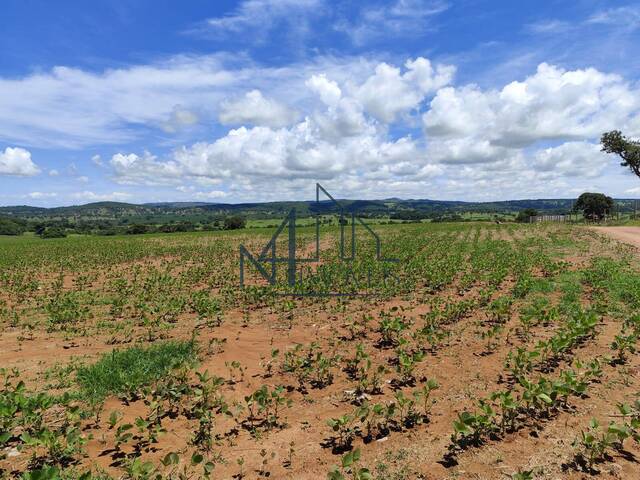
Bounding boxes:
[1,0,640,206]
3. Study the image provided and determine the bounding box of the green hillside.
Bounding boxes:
[1,197,637,222]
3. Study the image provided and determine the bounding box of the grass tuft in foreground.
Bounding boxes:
[76,340,198,401]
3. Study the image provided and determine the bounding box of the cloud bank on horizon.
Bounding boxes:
[1,0,640,206]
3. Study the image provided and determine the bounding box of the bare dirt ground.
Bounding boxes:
[591,226,640,249]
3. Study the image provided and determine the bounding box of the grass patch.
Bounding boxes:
[76,340,197,401]
[528,277,555,294]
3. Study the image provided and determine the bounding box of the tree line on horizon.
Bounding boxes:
[0,215,247,238]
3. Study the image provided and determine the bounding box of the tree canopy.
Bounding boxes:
[515,208,538,223]
[40,226,67,239]
[0,216,26,235]
[573,192,614,221]
[601,130,640,178]
[223,215,246,230]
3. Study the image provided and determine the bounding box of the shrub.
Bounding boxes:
[515,208,537,223]
[126,224,150,235]
[224,216,246,230]
[40,227,67,239]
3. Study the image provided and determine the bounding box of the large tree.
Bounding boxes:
[601,130,640,178]
[0,217,26,236]
[515,208,537,223]
[223,215,246,230]
[574,192,614,221]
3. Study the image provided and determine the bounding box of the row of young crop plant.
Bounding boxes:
[326,381,439,451]
[555,309,640,474]
[572,254,640,474]
[322,244,546,471]
[575,401,640,472]
[447,354,603,459]
[574,255,640,474]
[505,307,599,379]
[444,249,640,475]
[437,253,589,461]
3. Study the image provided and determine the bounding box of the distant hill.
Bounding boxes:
[1,197,638,222]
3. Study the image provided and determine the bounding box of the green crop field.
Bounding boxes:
[1,222,640,479]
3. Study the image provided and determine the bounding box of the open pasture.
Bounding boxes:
[2,222,640,479]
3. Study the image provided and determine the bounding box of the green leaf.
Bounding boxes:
[162,452,180,466]
[352,448,361,462]
[327,467,345,480]
[342,451,354,468]
[357,468,373,480]
[537,393,552,405]
[191,452,204,465]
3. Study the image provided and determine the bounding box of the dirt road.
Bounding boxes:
[592,226,640,249]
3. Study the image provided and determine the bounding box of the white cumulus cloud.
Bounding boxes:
[0,147,40,176]
[108,57,450,191]
[110,152,183,185]
[103,58,640,200]
[6,52,640,202]
[424,63,640,163]
[306,74,342,108]
[354,57,454,123]
[532,142,608,178]
[219,90,298,128]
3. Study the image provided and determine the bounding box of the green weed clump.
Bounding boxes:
[76,340,198,401]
